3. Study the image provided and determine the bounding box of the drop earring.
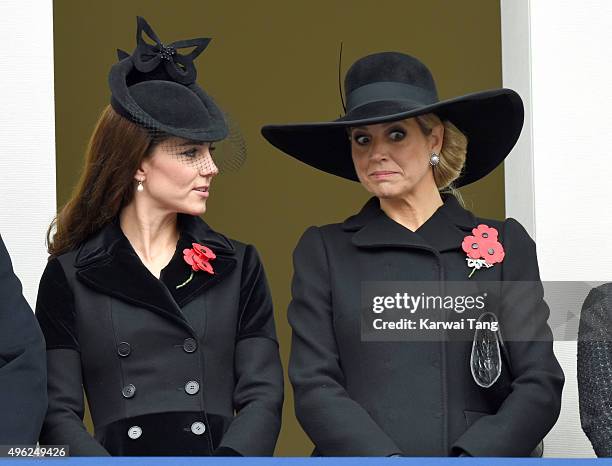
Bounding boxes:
[429,152,440,166]
[137,180,144,192]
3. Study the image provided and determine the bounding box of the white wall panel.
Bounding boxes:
[0,0,56,307]
[502,0,612,457]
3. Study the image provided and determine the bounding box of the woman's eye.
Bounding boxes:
[354,135,370,145]
[180,148,198,158]
[389,130,406,141]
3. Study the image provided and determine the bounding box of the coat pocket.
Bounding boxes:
[0,349,22,369]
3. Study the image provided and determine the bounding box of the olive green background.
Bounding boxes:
[54,0,504,456]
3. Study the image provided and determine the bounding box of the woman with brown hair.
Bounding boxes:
[35,17,283,456]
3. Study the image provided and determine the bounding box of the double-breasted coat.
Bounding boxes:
[35,215,283,456]
[288,194,564,457]
[0,234,47,444]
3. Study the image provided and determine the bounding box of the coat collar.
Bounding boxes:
[342,194,479,253]
[74,214,237,332]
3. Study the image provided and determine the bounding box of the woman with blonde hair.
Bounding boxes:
[263,51,563,457]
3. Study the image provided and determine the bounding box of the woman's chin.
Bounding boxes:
[370,180,423,200]
[371,186,405,200]
[180,202,208,217]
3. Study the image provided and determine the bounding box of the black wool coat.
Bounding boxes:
[0,234,47,444]
[288,194,564,457]
[35,215,283,456]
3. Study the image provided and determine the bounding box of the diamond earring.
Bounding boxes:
[137,180,144,192]
[429,152,440,166]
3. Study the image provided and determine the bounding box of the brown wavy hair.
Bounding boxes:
[47,105,153,258]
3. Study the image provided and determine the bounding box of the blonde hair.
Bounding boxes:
[415,113,467,195]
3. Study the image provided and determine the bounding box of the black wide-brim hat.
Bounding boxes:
[109,16,227,142]
[261,52,524,188]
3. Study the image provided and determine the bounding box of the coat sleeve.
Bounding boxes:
[35,258,110,456]
[216,245,284,456]
[288,227,403,456]
[450,218,565,456]
[577,284,612,457]
[0,235,47,444]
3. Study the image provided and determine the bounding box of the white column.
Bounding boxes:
[502,0,612,457]
[501,0,536,238]
[0,0,56,307]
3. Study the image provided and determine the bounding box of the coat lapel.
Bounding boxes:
[75,221,188,329]
[343,197,429,251]
[351,213,432,250]
[343,194,478,253]
[74,215,237,330]
[416,194,479,253]
[161,215,237,308]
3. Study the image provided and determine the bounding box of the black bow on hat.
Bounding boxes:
[109,16,227,142]
[130,16,211,85]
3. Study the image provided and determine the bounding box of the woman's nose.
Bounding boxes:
[369,139,390,160]
[200,151,219,177]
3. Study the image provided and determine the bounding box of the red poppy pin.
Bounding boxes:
[461,224,505,278]
[176,243,216,289]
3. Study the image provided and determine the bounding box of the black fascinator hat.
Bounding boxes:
[262,52,524,187]
[109,16,228,142]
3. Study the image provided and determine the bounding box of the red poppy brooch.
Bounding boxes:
[461,224,505,278]
[176,243,216,289]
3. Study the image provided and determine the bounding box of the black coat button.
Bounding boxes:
[117,342,131,357]
[183,338,197,353]
[122,384,136,398]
